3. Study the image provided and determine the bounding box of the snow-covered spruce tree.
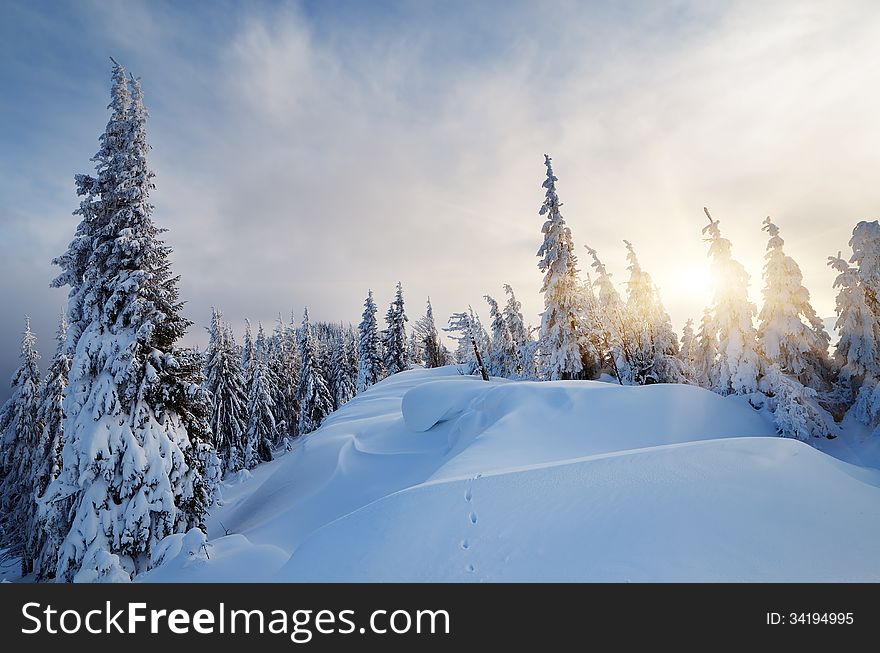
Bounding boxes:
[203,310,248,474]
[171,345,221,528]
[536,155,592,380]
[828,253,878,391]
[241,318,254,373]
[622,241,659,384]
[693,307,718,389]
[829,230,880,431]
[585,245,627,384]
[484,294,514,377]
[357,290,384,392]
[501,284,537,379]
[701,208,761,395]
[620,241,683,384]
[678,318,697,381]
[757,217,833,390]
[281,312,302,439]
[408,331,423,366]
[345,328,360,392]
[850,220,880,315]
[648,286,686,383]
[330,332,357,408]
[445,309,490,381]
[244,324,275,468]
[297,309,334,435]
[45,65,214,581]
[0,319,42,576]
[413,298,445,369]
[267,316,297,444]
[382,282,409,376]
[32,315,70,579]
[758,363,836,440]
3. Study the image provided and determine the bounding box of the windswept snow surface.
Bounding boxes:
[140,367,880,582]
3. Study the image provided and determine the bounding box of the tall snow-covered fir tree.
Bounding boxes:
[413,298,446,369]
[702,208,761,395]
[622,241,683,384]
[828,253,877,389]
[829,222,880,431]
[266,316,299,444]
[32,315,71,579]
[445,309,490,381]
[244,324,275,468]
[693,307,718,389]
[0,319,42,576]
[203,309,248,474]
[483,294,512,377]
[357,290,384,392]
[297,309,334,435]
[850,220,880,315]
[757,217,832,390]
[536,155,589,380]
[241,318,254,373]
[44,64,215,581]
[585,245,627,384]
[382,282,409,375]
[501,284,537,379]
[330,332,357,408]
[678,318,697,379]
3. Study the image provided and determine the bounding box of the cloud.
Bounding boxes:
[2,0,879,399]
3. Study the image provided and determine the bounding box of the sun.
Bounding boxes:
[658,264,714,302]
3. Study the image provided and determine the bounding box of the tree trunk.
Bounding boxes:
[471,339,490,381]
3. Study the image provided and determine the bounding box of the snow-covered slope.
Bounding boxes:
[140,367,880,582]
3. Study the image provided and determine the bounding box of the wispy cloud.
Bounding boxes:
[2,0,879,397]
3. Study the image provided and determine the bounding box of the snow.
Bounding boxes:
[137,366,880,582]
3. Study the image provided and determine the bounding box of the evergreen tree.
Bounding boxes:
[679,319,695,365]
[297,309,334,435]
[345,328,360,392]
[45,64,213,581]
[203,309,248,474]
[757,217,832,390]
[0,319,42,576]
[828,252,877,389]
[502,284,536,379]
[622,241,659,384]
[536,155,588,380]
[585,245,627,384]
[693,307,718,389]
[357,290,384,392]
[829,225,880,431]
[244,324,275,468]
[330,332,357,408]
[678,318,697,381]
[382,282,409,375]
[33,314,70,579]
[702,208,761,395]
[849,220,880,315]
[241,318,254,372]
[267,315,298,444]
[408,331,424,367]
[413,298,445,369]
[484,294,513,376]
[445,309,490,381]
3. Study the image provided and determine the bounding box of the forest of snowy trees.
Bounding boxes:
[3,63,880,582]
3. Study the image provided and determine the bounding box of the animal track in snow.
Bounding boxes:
[464,487,472,502]
[460,539,470,550]
[465,564,476,573]
[469,511,478,525]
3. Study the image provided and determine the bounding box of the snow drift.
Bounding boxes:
[139,367,880,582]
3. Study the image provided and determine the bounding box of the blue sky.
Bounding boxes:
[2,0,879,399]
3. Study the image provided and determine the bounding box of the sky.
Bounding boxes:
[2,0,880,400]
